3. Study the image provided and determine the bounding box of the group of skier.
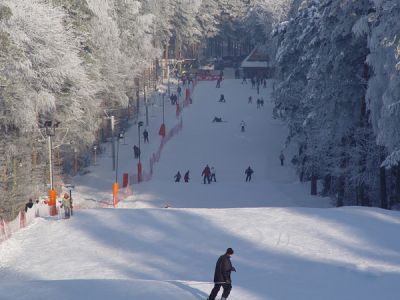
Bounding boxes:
[174,165,254,183]
[174,170,190,182]
[170,93,179,105]
[201,164,217,184]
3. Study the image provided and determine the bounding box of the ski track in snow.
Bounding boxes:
[1,77,400,299]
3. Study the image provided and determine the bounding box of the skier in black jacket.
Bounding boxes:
[207,248,236,300]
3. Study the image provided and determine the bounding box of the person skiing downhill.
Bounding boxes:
[210,166,216,182]
[207,248,236,300]
[143,129,149,143]
[202,164,211,184]
[279,151,285,166]
[184,170,190,182]
[240,121,246,132]
[245,166,254,182]
[174,171,181,182]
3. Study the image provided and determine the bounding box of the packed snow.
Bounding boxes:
[1,76,400,300]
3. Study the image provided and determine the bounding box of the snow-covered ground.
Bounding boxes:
[1,77,400,300]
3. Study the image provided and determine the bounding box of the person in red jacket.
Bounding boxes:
[202,164,211,184]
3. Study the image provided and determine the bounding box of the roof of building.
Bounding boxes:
[241,46,273,68]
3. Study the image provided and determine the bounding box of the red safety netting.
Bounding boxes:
[131,79,197,184]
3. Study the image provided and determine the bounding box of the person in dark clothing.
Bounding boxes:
[216,78,221,88]
[202,164,211,184]
[279,151,285,166]
[245,166,254,182]
[207,248,236,300]
[184,170,190,182]
[133,145,140,159]
[143,129,149,143]
[240,121,246,132]
[212,117,223,123]
[174,171,181,182]
[25,198,33,212]
[251,78,255,88]
[241,76,247,84]
[219,94,225,102]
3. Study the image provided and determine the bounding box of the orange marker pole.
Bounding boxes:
[49,189,57,216]
[113,182,118,207]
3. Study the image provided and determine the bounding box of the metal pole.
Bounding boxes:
[74,148,78,175]
[115,138,119,183]
[136,89,140,119]
[138,125,141,164]
[111,116,115,171]
[144,85,149,126]
[167,62,170,96]
[162,93,165,124]
[48,135,53,190]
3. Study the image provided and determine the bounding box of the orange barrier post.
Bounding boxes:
[113,182,118,207]
[137,162,142,183]
[159,123,166,138]
[122,173,129,188]
[19,211,26,228]
[49,189,57,216]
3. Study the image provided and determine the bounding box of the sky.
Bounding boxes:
[1,71,400,300]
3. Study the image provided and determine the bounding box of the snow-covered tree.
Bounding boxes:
[273,0,381,206]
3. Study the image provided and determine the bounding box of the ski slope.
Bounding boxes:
[1,78,400,300]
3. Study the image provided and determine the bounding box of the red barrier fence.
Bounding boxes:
[196,74,220,81]
[0,207,51,243]
[131,79,197,184]
[0,80,198,243]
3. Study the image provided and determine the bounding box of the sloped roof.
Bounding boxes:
[241,47,272,68]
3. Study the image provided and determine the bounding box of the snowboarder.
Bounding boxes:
[184,170,190,182]
[248,96,252,104]
[219,94,226,103]
[143,129,149,143]
[210,166,216,182]
[240,121,246,132]
[207,248,236,300]
[279,151,285,166]
[245,166,254,182]
[202,164,211,184]
[174,171,181,182]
